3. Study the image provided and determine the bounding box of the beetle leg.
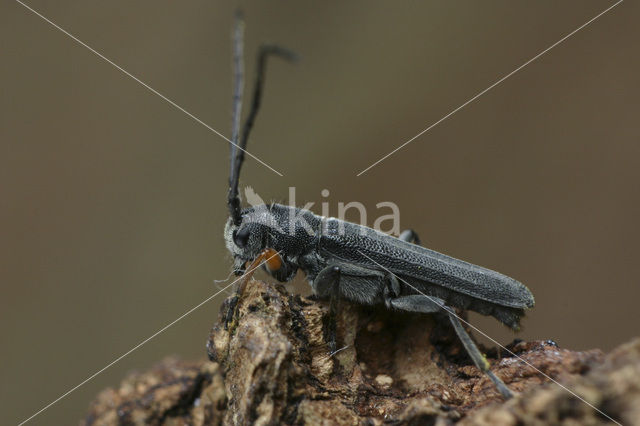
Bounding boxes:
[399,229,421,245]
[225,250,273,330]
[395,231,512,397]
[224,296,238,330]
[314,265,342,353]
[387,294,445,313]
[386,290,513,399]
[447,312,513,399]
[383,273,401,309]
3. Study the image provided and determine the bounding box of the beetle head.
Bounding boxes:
[224,206,271,275]
[224,203,318,278]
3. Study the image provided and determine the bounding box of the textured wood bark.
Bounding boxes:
[83,279,640,425]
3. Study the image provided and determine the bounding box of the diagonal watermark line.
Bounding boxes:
[357,0,623,176]
[14,0,284,177]
[356,249,623,426]
[17,252,281,426]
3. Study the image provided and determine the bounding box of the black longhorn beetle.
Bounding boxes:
[223,15,534,399]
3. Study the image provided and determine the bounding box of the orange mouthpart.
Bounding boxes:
[242,248,282,276]
[237,248,283,295]
[262,248,282,271]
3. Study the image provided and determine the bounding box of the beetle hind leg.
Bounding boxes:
[386,292,513,399]
[387,294,444,313]
[447,312,513,399]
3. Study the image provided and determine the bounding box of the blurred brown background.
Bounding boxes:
[1,1,638,424]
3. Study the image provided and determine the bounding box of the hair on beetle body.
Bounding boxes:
[223,13,534,400]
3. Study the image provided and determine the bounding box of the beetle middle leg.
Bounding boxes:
[314,265,342,353]
[314,262,389,353]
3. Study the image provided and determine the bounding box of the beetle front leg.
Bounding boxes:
[314,265,342,353]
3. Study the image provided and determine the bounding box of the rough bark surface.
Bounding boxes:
[83,279,640,425]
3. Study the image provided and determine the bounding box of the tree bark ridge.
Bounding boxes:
[83,278,640,425]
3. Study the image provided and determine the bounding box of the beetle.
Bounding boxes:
[223,16,534,399]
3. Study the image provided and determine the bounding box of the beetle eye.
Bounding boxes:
[233,227,251,248]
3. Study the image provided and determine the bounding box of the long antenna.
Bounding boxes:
[238,45,297,164]
[228,11,245,225]
[227,13,297,226]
